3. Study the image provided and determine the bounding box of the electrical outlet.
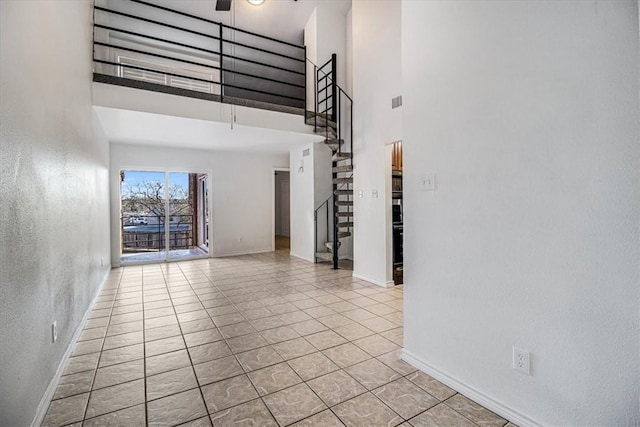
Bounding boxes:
[52,321,58,343]
[513,347,530,375]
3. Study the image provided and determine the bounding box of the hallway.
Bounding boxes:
[43,251,510,426]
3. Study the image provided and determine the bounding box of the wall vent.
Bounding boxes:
[392,95,403,109]
[303,148,310,157]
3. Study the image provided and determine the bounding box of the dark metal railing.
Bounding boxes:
[308,54,354,268]
[93,0,306,108]
[314,196,333,257]
[121,213,195,252]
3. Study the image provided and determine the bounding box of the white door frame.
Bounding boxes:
[196,173,209,251]
[272,167,290,251]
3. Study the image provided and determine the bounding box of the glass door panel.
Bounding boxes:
[120,170,167,264]
[168,172,206,260]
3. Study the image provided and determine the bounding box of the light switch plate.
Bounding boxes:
[357,190,364,198]
[419,173,436,191]
[372,189,378,198]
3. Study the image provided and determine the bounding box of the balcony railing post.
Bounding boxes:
[331,53,337,124]
[220,25,224,103]
[314,64,318,131]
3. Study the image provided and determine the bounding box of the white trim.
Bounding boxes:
[31,268,111,427]
[352,272,394,288]
[401,349,541,427]
[213,248,274,258]
[290,252,315,263]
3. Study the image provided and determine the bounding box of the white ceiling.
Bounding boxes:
[94,106,323,152]
[153,0,352,45]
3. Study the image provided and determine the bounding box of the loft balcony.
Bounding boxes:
[93,0,308,116]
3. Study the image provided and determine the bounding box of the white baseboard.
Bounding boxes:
[352,272,394,288]
[401,349,541,427]
[31,267,112,427]
[213,248,273,257]
[290,252,315,263]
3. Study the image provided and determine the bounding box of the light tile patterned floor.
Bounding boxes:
[43,250,515,427]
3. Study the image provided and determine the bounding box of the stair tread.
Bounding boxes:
[325,241,341,251]
[333,177,353,183]
[333,165,353,173]
[335,200,353,206]
[306,116,337,129]
[315,252,333,260]
[334,189,353,195]
[332,153,352,161]
[336,212,352,217]
[338,221,354,227]
[338,231,352,238]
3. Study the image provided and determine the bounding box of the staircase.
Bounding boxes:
[308,55,354,269]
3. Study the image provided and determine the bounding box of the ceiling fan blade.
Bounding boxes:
[216,0,232,11]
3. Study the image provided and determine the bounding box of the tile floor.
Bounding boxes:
[43,249,515,427]
[121,248,209,265]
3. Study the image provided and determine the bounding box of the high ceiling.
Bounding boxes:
[150,0,352,46]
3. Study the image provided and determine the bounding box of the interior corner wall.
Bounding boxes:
[304,8,318,112]
[346,7,353,97]
[109,144,288,264]
[402,1,640,425]
[0,1,111,425]
[290,144,316,261]
[351,0,402,286]
[316,6,347,88]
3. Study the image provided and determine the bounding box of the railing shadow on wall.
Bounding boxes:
[93,0,306,111]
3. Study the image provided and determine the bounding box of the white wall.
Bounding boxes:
[290,144,316,261]
[304,8,318,112]
[351,0,402,286]
[402,1,640,425]
[316,5,347,88]
[346,8,353,96]
[109,144,287,264]
[0,1,111,425]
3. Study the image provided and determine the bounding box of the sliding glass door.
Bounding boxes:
[120,169,209,265]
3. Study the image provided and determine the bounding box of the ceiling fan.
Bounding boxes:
[215,0,295,10]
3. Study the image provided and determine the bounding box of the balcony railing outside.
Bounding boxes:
[121,213,195,253]
[93,0,306,110]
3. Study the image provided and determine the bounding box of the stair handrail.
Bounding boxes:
[307,55,353,268]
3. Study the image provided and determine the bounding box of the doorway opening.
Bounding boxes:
[391,142,403,284]
[120,170,210,265]
[274,170,290,251]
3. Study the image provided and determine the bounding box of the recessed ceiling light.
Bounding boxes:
[247,0,264,5]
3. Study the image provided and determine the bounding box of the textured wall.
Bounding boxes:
[0,1,111,425]
[402,1,639,425]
